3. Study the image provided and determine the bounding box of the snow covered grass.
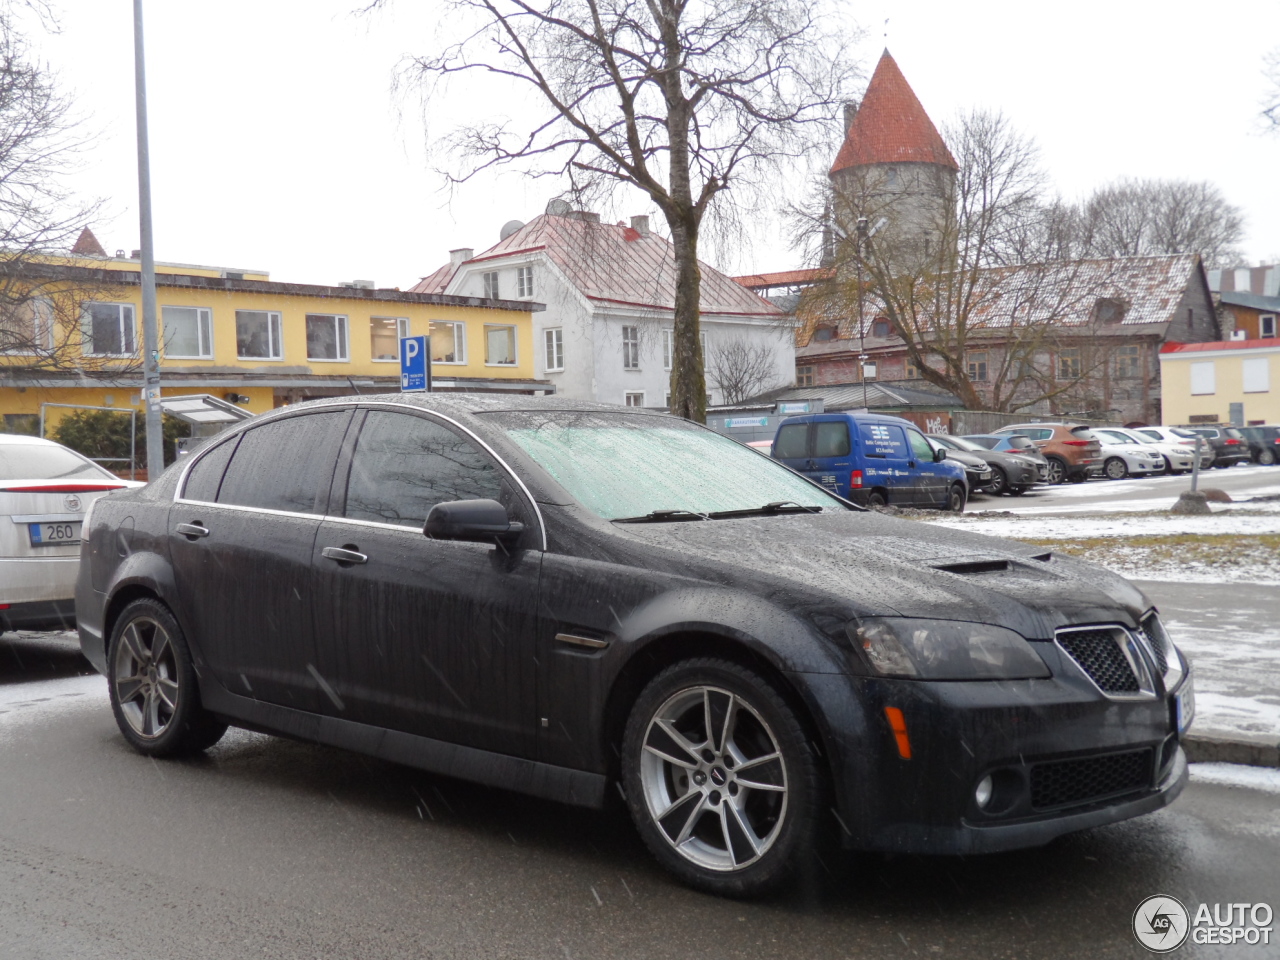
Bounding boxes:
[1167,612,1280,742]
[1190,763,1280,794]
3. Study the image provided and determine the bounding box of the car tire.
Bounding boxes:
[1260,448,1277,466]
[107,598,228,757]
[866,490,887,507]
[986,466,1007,495]
[621,658,828,898]
[945,483,966,512]
[1044,456,1068,485]
[1104,457,1128,480]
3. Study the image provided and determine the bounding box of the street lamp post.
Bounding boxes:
[133,0,164,476]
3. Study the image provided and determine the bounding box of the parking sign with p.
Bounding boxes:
[400,335,429,392]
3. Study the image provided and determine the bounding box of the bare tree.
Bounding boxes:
[707,335,779,404]
[366,0,858,422]
[1264,47,1280,129]
[1076,178,1244,267]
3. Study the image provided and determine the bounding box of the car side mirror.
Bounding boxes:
[934,447,947,462]
[424,499,525,545]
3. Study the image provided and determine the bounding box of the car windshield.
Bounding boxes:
[490,410,843,520]
[0,442,116,481]
[1098,431,1132,444]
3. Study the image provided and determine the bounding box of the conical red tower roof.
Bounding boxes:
[830,50,957,174]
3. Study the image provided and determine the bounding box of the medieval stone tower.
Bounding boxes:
[829,50,958,275]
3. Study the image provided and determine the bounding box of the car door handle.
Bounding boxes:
[175,522,209,539]
[322,546,368,565]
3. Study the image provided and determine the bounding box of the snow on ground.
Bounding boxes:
[928,510,1280,540]
[1190,763,1280,794]
[1168,613,1280,742]
[0,673,105,744]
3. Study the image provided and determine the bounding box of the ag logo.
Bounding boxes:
[1133,895,1190,953]
[64,494,82,512]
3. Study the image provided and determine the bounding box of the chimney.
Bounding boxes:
[843,100,859,132]
[566,210,600,223]
[449,247,474,267]
[630,215,650,237]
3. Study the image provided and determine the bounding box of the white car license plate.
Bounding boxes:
[1175,681,1195,734]
[28,521,82,546]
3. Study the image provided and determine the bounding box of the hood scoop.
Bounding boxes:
[931,558,1010,575]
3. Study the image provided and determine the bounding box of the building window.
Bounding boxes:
[622,325,640,369]
[871,318,891,338]
[1057,348,1081,380]
[967,352,988,382]
[430,320,465,363]
[813,325,837,342]
[235,310,282,360]
[662,328,673,371]
[625,391,645,407]
[544,328,564,371]
[483,271,500,299]
[484,324,516,365]
[905,356,921,379]
[517,266,534,298]
[1243,357,1270,394]
[797,365,814,387]
[1114,345,1140,378]
[1262,314,1277,338]
[0,297,53,353]
[1093,298,1127,323]
[370,316,409,361]
[1190,360,1215,396]
[82,302,136,356]
[162,306,213,359]
[306,314,349,362]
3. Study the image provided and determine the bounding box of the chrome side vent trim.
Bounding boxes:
[1055,626,1157,701]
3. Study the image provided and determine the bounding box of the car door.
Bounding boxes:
[308,408,541,758]
[906,427,948,506]
[810,418,854,496]
[169,408,353,711]
[856,421,916,503]
[771,419,812,474]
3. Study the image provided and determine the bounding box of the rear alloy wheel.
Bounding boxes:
[945,483,967,512]
[866,490,887,507]
[1260,448,1277,466]
[622,659,826,897]
[986,465,1008,495]
[1104,457,1129,480]
[1044,456,1068,485]
[108,598,227,757]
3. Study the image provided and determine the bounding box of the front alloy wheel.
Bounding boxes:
[1104,456,1129,480]
[986,465,1007,495]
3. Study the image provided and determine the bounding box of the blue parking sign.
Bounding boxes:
[400,335,429,392]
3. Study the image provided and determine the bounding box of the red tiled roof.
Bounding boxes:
[1161,338,1280,353]
[830,50,958,175]
[734,268,833,289]
[416,215,783,316]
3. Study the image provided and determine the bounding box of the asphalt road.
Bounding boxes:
[2,632,1277,959]
[967,462,1280,514]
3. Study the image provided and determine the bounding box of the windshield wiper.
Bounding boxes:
[706,501,823,519]
[613,509,711,524]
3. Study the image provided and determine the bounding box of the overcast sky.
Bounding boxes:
[28,0,1280,287]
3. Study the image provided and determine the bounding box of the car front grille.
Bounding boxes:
[1030,748,1153,810]
[1057,628,1141,693]
[1139,614,1170,676]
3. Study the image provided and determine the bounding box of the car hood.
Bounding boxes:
[611,510,1149,641]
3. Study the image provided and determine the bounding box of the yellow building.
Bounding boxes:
[0,247,548,435]
[1158,338,1280,425]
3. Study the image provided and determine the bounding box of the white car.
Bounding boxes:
[1130,426,1216,472]
[0,435,136,633]
[1092,428,1166,479]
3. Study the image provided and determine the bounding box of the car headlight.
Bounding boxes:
[850,618,1051,680]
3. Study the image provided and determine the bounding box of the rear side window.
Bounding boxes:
[859,423,909,459]
[813,422,850,457]
[773,423,809,459]
[217,411,351,514]
[182,437,239,502]
[344,411,502,528]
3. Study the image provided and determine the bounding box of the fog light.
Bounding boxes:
[975,774,994,809]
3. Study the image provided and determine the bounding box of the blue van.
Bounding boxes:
[771,412,968,510]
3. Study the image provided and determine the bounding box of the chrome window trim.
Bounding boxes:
[1054,624,1159,701]
[172,400,548,551]
[171,498,323,522]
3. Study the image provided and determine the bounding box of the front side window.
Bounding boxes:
[485,324,516,364]
[370,316,409,362]
[622,325,640,370]
[907,429,935,461]
[494,411,839,520]
[0,297,53,353]
[217,411,351,514]
[236,310,283,360]
[517,265,534,298]
[625,391,645,407]
[544,328,564,371]
[83,302,136,356]
[967,352,988,382]
[162,306,213,359]
[482,271,500,299]
[430,320,466,364]
[345,411,502,527]
[1057,348,1081,380]
[306,313,349,362]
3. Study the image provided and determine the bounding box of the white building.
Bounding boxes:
[412,209,794,407]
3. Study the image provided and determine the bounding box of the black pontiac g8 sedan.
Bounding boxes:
[77,395,1192,896]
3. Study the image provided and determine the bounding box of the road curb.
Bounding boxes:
[1184,734,1280,768]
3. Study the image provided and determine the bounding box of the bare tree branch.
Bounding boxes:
[707,335,779,404]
